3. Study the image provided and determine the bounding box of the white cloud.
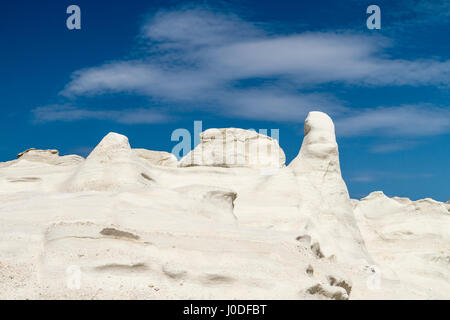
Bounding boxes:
[335,105,450,137]
[62,63,158,97]
[220,89,344,121]
[61,8,450,101]
[369,141,420,153]
[37,6,450,136]
[32,105,169,124]
[349,171,435,182]
[349,174,376,183]
[141,7,261,49]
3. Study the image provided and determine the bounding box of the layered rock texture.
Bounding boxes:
[179,128,285,169]
[65,133,156,192]
[0,111,448,299]
[287,112,371,264]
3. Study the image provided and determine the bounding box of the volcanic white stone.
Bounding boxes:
[0,112,448,300]
[65,132,156,192]
[287,112,372,265]
[15,148,84,166]
[354,191,450,298]
[133,149,178,167]
[179,128,285,169]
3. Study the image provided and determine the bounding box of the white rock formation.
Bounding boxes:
[0,148,84,193]
[179,128,285,169]
[0,112,448,300]
[133,149,178,167]
[287,112,372,264]
[174,184,238,223]
[65,132,156,192]
[354,191,450,298]
[15,148,83,166]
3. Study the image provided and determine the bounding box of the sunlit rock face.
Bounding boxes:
[16,148,84,166]
[0,112,448,300]
[65,132,156,192]
[179,128,285,169]
[287,111,372,265]
[133,149,178,167]
[354,191,450,298]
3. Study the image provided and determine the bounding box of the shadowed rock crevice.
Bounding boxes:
[140,172,154,181]
[95,262,148,271]
[327,275,352,295]
[201,274,235,285]
[306,283,349,300]
[100,228,140,240]
[7,177,41,183]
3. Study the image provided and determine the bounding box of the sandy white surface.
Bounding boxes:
[0,112,448,299]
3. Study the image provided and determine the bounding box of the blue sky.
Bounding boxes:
[1,0,449,201]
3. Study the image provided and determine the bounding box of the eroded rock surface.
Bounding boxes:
[0,112,448,300]
[179,128,285,169]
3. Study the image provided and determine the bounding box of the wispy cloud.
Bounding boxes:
[335,105,450,137]
[33,6,450,134]
[349,171,435,182]
[349,173,377,183]
[369,141,420,154]
[32,105,170,124]
[61,8,450,100]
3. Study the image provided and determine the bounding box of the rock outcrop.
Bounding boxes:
[174,184,238,223]
[354,191,450,298]
[0,111,448,300]
[0,148,84,192]
[356,191,450,240]
[179,128,285,169]
[65,132,156,192]
[236,112,371,264]
[15,148,83,166]
[133,149,178,167]
[287,112,372,265]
